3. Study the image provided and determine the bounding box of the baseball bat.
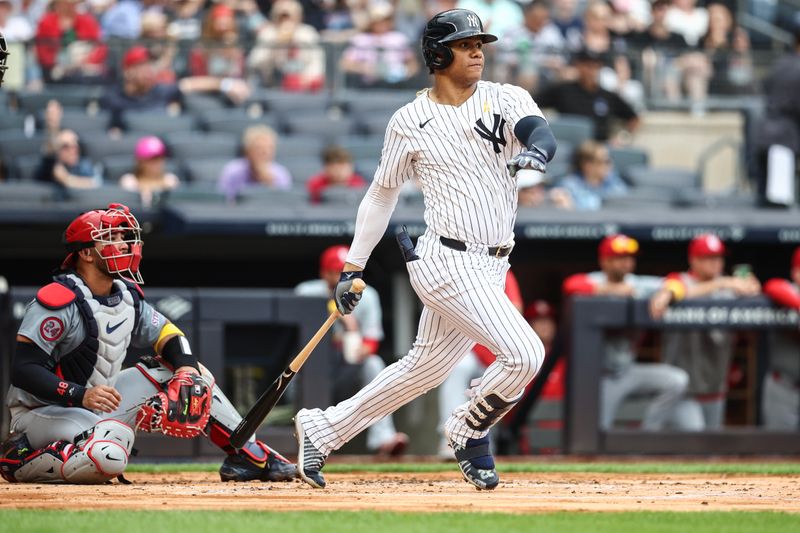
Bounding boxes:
[229,278,366,449]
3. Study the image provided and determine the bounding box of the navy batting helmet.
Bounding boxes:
[421,9,497,72]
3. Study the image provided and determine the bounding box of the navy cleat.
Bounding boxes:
[219,441,297,482]
[450,435,499,490]
[294,411,327,488]
[0,433,34,483]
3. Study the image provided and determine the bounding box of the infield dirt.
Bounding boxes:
[2,472,798,513]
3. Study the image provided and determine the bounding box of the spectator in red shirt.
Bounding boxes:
[35,0,107,83]
[307,145,367,203]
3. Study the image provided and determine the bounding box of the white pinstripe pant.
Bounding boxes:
[300,231,544,454]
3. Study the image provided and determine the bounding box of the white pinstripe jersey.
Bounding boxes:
[375,80,545,247]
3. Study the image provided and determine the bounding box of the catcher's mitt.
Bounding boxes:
[136,371,211,438]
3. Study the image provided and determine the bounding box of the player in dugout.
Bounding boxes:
[0,204,297,484]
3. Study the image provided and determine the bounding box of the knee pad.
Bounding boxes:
[63,420,135,484]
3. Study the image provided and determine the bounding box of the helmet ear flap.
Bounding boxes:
[422,32,454,72]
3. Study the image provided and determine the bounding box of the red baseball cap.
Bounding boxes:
[320,245,349,272]
[792,247,800,269]
[688,233,726,258]
[524,300,555,321]
[598,234,639,259]
[123,46,150,69]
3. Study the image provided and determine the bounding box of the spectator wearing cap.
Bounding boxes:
[535,47,639,143]
[102,45,250,132]
[760,247,800,429]
[340,2,418,89]
[517,169,573,209]
[437,270,523,458]
[563,234,689,431]
[555,140,628,210]
[217,125,292,203]
[306,146,367,204]
[34,0,107,83]
[188,3,245,78]
[119,135,180,208]
[294,245,409,456]
[649,234,761,430]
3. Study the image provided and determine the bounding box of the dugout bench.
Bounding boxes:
[566,296,800,455]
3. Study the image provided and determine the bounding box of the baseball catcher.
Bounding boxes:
[0,204,296,483]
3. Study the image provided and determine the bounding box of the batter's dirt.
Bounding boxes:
[2,471,799,513]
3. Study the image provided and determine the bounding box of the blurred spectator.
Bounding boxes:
[307,145,367,203]
[664,0,708,47]
[0,0,33,42]
[649,234,761,430]
[437,270,522,458]
[551,0,582,42]
[34,129,100,191]
[536,48,639,143]
[563,234,689,430]
[295,245,409,456]
[753,26,800,207]
[34,0,107,83]
[139,10,178,84]
[700,3,754,96]
[217,125,292,202]
[606,0,650,35]
[497,0,566,92]
[165,0,203,40]
[516,170,573,209]
[119,135,180,208]
[101,0,164,39]
[556,141,628,210]
[102,45,250,132]
[627,0,710,110]
[318,0,358,41]
[457,0,522,40]
[13,0,49,27]
[340,2,418,89]
[188,3,245,78]
[761,247,800,429]
[247,0,324,91]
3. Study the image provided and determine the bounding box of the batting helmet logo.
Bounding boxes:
[421,9,497,72]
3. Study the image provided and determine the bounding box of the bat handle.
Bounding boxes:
[349,277,366,294]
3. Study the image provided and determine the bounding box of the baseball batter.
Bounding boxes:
[295,8,556,490]
[562,234,688,430]
[0,204,296,484]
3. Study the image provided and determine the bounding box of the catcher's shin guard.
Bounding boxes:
[0,420,134,484]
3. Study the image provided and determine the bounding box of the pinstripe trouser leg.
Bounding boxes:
[300,234,544,454]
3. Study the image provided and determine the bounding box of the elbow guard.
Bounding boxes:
[514,116,557,161]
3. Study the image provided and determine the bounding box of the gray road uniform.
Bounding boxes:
[762,281,800,429]
[662,272,736,430]
[581,272,689,430]
[294,280,401,450]
[3,273,276,483]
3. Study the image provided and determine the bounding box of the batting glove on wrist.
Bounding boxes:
[334,272,364,315]
[507,146,548,177]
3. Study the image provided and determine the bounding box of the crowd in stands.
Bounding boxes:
[0,0,797,208]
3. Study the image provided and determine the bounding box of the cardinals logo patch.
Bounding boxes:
[40,316,65,341]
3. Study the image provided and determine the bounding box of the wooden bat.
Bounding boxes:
[229,278,366,449]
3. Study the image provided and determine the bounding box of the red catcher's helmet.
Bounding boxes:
[61,203,144,284]
[320,245,349,272]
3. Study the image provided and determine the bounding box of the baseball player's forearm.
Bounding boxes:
[514,116,557,160]
[12,340,86,406]
[345,181,402,269]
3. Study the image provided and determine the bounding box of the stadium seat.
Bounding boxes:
[625,166,700,192]
[337,90,416,115]
[256,90,330,115]
[609,147,649,183]
[549,114,595,146]
[62,185,142,207]
[182,157,230,184]
[202,112,280,136]
[356,112,394,136]
[282,113,356,140]
[0,181,55,202]
[166,132,239,160]
[16,87,96,115]
[237,186,307,205]
[181,93,228,115]
[0,112,27,133]
[0,132,44,159]
[80,134,139,162]
[123,113,197,136]
[57,110,111,133]
[163,183,227,203]
[282,157,323,184]
[275,134,326,160]
[11,154,43,181]
[319,187,365,206]
[340,136,384,160]
[354,158,378,180]
[100,155,182,183]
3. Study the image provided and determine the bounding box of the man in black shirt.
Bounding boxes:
[535,48,639,142]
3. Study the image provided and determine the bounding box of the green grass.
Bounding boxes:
[126,461,800,475]
[2,510,798,533]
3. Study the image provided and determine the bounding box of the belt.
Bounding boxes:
[439,236,513,258]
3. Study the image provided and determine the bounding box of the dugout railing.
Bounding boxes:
[0,287,333,459]
[566,295,800,455]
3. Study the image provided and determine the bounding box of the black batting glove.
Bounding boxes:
[334,271,364,315]
[507,145,548,177]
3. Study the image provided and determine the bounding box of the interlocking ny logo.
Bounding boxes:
[474,114,507,153]
[467,14,479,28]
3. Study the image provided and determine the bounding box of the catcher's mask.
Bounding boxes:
[421,9,497,73]
[61,203,144,284]
[0,31,8,87]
